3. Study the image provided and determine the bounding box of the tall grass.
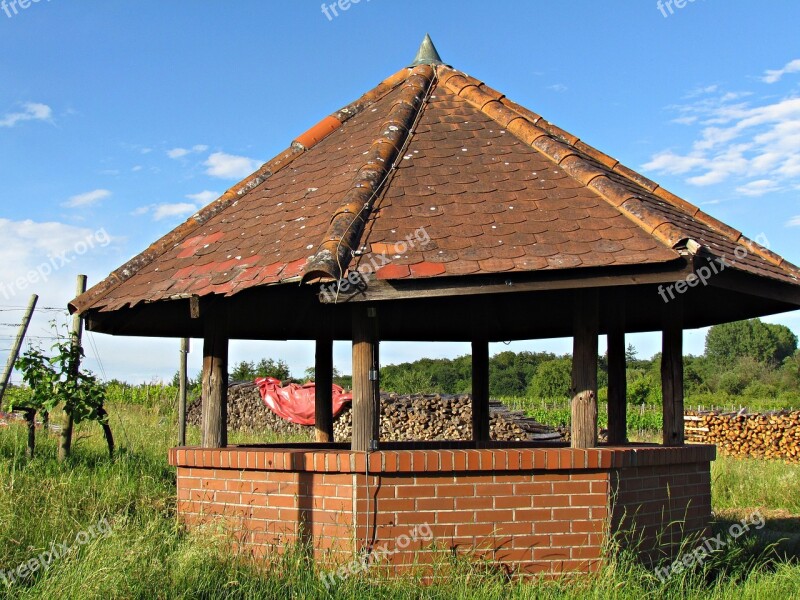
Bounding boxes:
[1,402,799,599]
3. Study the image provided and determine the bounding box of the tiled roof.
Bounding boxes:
[70,46,800,314]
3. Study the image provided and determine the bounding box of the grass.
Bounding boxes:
[0,401,799,599]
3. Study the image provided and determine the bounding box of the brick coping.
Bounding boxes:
[169,444,715,474]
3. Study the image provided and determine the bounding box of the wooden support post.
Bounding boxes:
[201,312,228,448]
[471,337,490,442]
[662,301,684,446]
[178,338,189,447]
[59,276,86,462]
[607,300,627,445]
[571,290,599,449]
[351,306,379,451]
[0,293,38,406]
[315,335,334,443]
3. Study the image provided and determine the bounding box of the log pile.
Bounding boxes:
[684,409,800,462]
[187,384,563,442]
[186,382,309,437]
[335,393,563,442]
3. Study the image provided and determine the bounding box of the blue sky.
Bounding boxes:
[1,0,799,383]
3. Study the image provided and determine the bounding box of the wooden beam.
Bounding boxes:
[471,337,490,442]
[178,338,189,447]
[606,299,627,445]
[315,335,334,443]
[201,311,228,448]
[662,300,684,446]
[571,289,599,449]
[351,306,379,451]
[320,260,694,303]
[701,258,800,307]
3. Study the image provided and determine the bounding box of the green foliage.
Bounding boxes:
[381,355,472,395]
[527,357,572,400]
[705,318,798,367]
[14,337,107,425]
[230,358,291,382]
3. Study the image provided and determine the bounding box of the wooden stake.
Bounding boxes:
[0,293,38,406]
[59,275,86,462]
[178,338,189,446]
[201,312,228,448]
[471,337,490,442]
[607,300,627,445]
[315,335,334,443]
[351,306,379,451]
[571,290,599,449]
[662,300,684,446]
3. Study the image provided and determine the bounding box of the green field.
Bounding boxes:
[1,391,800,599]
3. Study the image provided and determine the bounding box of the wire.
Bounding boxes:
[86,331,108,381]
[332,67,439,304]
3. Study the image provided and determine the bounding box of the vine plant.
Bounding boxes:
[12,326,113,459]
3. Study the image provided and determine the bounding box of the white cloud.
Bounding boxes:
[548,84,567,93]
[735,179,780,197]
[132,165,143,172]
[642,151,706,174]
[644,81,800,195]
[0,102,53,127]
[762,59,800,84]
[62,189,112,208]
[134,190,217,222]
[787,216,800,227]
[167,148,190,159]
[167,144,209,159]
[153,203,198,221]
[186,190,219,205]
[204,152,262,179]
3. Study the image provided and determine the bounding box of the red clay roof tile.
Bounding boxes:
[70,58,800,315]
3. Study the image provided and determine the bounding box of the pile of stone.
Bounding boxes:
[187,383,563,442]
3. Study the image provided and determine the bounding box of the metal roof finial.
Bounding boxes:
[411,33,443,66]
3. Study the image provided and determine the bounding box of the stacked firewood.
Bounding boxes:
[684,409,800,462]
[187,384,563,442]
[335,393,562,442]
[186,382,309,437]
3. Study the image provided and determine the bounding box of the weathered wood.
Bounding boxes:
[684,409,800,461]
[178,338,189,446]
[0,293,38,406]
[571,290,599,449]
[351,306,379,451]
[607,300,627,445]
[320,261,694,303]
[700,256,800,306]
[201,312,228,448]
[471,338,490,442]
[60,275,86,462]
[315,335,334,443]
[662,300,684,446]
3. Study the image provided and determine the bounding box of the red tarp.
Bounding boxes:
[255,377,352,425]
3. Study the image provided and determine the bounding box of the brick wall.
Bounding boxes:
[169,444,715,576]
[611,461,713,564]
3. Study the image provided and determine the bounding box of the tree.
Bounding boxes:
[14,337,113,459]
[230,358,291,382]
[303,365,341,382]
[527,358,572,400]
[705,319,798,367]
[625,344,638,363]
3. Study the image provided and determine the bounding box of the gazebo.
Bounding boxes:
[70,36,800,576]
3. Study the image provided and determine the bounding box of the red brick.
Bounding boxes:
[417,497,455,511]
[495,495,532,509]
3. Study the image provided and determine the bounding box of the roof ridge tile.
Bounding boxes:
[301,65,436,283]
[436,65,800,279]
[70,67,414,315]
